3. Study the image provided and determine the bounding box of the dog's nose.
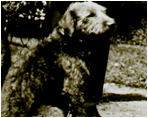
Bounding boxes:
[105,18,116,31]
[107,19,115,26]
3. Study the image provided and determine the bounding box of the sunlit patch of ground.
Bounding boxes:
[97,83,147,117]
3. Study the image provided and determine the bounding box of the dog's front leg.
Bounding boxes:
[69,95,100,117]
[84,102,101,117]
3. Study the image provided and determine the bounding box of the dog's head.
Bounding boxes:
[58,2,115,37]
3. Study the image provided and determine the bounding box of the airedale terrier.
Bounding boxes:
[1,1,115,117]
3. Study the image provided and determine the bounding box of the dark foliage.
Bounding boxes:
[2,1,49,38]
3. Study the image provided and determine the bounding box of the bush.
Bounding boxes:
[1,1,49,38]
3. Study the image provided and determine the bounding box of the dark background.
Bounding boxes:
[1,1,147,45]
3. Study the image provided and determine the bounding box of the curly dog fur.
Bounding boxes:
[1,2,115,117]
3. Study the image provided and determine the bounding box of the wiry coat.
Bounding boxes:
[1,2,115,117]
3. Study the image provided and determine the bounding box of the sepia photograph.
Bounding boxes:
[1,1,147,117]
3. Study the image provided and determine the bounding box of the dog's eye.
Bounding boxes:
[88,13,95,17]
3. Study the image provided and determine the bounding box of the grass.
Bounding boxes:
[105,44,147,89]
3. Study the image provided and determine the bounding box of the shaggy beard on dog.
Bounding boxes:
[1,1,115,117]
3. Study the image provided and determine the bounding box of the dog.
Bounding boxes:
[1,2,115,117]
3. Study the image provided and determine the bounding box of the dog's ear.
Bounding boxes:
[59,9,77,37]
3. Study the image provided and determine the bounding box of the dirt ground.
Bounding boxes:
[98,101,147,117]
[97,83,147,117]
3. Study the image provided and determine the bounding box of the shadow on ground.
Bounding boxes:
[101,93,147,102]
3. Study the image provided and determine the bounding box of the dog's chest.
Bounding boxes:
[56,53,90,95]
